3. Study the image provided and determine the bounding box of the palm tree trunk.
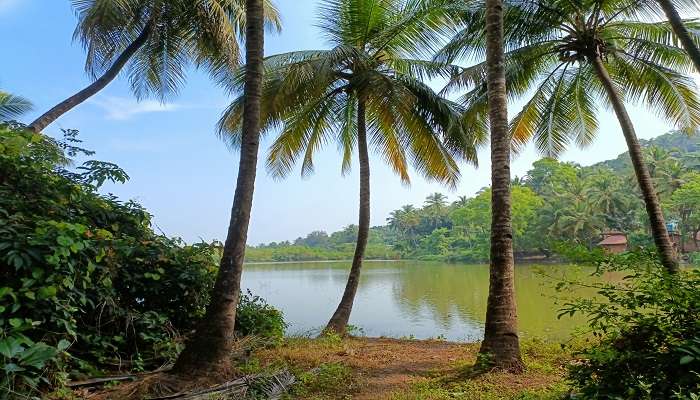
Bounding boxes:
[478,0,524,372]
[656,0,700,74]
[324,98,370,336]
[28,23,153,133]
[172,0,265,373]
[591,55,680,274]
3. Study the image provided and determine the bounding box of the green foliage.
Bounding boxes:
[0,124,284,397]
[441,1,700,158]
[236,290,287,344]
[72,0,281,100]
[0,124,216,396]
[219,0,478,187]
[550,242,605,264]
[558,251,700,398]
[246,242,400,262]
[291,362,354,398]
[0,91,32,121]
[252,134,700,264]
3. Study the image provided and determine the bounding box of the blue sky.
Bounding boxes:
[0,0,686,245]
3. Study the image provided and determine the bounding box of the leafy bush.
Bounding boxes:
[551,241,605,264]
[558,250,700,398]
[687,251,700,266]
[236,290,287,344]
[0,124,284,397]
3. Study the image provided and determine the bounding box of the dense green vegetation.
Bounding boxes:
[562,251,700,398]
[248,131,700,263]
[4,0,700,397]
[0,124,284,397]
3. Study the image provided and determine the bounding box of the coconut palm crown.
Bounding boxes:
[73,0,281,99]
[28,0,281,132]
[220,0,480,184]
[439,0,700,273]
[440,0,700,155]
[0,91,32,121]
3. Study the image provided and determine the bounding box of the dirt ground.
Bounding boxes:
[81,337,568,399]
[254,337,568,399]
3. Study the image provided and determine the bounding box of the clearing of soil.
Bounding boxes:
[255,337,568,399]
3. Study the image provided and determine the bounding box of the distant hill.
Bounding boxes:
[592,130,700,171]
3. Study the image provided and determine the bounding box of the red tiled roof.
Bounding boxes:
[598,235,627,245]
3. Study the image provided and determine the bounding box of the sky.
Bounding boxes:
[0,0,689,245]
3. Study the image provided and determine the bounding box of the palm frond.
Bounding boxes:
[0,91,33,121]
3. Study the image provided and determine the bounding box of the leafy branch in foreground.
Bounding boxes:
[555,250,700,398]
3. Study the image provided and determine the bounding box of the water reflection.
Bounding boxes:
[241,261,594,341]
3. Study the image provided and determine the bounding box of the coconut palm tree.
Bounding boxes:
[480,0,524,371]
[441,0,700,273]
[425,192,449,210]
[220,0,479,335]
[0,91,32,121]
[585,171,627,216]
[28,0,281,133]
[171,0,267,373]
[453,195,470,207]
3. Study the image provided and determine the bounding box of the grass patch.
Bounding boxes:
[246,336,573,400]
[291,362,356,399]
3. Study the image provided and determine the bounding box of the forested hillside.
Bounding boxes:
[246,130,700,262]
[596,130,700,171]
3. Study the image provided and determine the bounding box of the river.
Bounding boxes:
[241,260,595,342]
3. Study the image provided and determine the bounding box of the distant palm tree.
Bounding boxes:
[0,91,32,121]
[585,171,627,216]
[645,146,676,179]
[29,0,281,132]
[171,0,267,373]
[657,159,687,197]
[552,198,605,245]
[387,205,421,245]
[452,195,470,207]
[442,0,700,273]
[424,192,448,210]
[220,0,478,335]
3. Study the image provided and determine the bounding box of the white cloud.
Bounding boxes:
[90,96,182,120]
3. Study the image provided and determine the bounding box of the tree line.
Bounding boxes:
[4,0,700,384]
[250,133,700,263]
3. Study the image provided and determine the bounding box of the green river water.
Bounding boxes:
[242,261,599,342]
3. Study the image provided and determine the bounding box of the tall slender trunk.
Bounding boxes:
[479,0,524,372]
[28,23,153,132]
[172,0,265,373]
[657,0,700,74]
[591,56,680,274]
[324,99,370,336]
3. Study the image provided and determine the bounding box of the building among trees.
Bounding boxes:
[598,232,629,254]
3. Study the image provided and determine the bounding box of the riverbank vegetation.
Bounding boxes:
[4,0,700,398]
[248,131,700,264]
[4,118,699,397]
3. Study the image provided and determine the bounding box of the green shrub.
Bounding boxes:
[551,241,605,264]
[236,290,287,343]
[687,252,700,266]
[558,250,700,398]
[0,124,284,397]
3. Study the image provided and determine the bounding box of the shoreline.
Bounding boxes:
[243,258,404,265]
[243,257,572,265]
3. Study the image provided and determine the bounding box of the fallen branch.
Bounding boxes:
[67,367,172,389]
[146,370,296,400]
